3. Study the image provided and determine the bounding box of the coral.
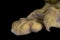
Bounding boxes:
[11,18,43,35]
[43,7,60,31]
[52,1,60,8]
[11,0,60,35]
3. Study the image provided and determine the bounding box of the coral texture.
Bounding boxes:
[11,0,60,35]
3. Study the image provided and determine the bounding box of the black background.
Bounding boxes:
[1,0,60,40]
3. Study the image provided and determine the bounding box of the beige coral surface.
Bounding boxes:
[11,18,43,35]
[11,0,60,35]
[43,7,60,31]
